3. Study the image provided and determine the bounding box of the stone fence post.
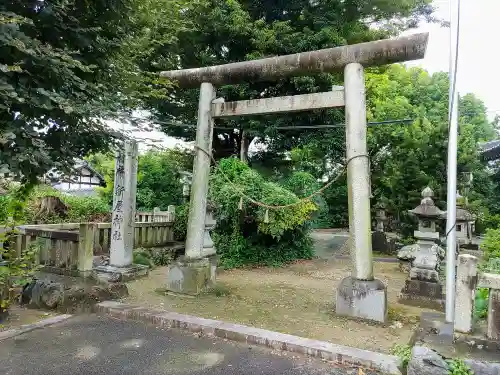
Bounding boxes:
[78,223,97,276]
[454,254,478,333]
[153,207,160,222]
[167,205,176,222]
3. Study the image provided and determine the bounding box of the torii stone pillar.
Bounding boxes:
[161,34,429,313]
[334,63,387,323]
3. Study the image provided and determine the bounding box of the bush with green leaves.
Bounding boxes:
[447,359,473,375]
[282,171,330,229]
[210,158,316,268]
[482,227,500,260]
[390,344,412,370]
[133,249,154,268]
[474,230,500,321]
[0,233,40,314]
[95,148,192,211]
[149,248,174,267]
[474,287,489,320]
[2,184,110,225]
[173,203,189,242]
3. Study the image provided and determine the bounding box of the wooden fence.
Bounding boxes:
[8,207,176,276]
[454,254,500,340]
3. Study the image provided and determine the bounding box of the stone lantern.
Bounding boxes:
[450,192,475,245]
[180,171,192,204]
[397,187,445,309]
[372,201,389,253]
[203,202,216,254]
[375,201,388,233]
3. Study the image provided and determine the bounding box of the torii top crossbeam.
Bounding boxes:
[161,33,428,88]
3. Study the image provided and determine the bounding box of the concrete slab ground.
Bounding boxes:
[0,314,382,375]
[310,231,349,259]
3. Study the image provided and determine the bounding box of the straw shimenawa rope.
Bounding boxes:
[195,145,369,210]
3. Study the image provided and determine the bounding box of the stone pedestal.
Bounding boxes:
[166,257,216,295]
[93,264,149,283]
[398,240,445,310]
[399,280,444,310]
[371,231,388,253]
[398,239,445,309]
[336,276,388,323]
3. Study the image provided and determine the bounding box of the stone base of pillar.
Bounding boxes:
[166,256,217,296]
[335,276,388,323]
[93,264,149,283]
[398,279,445,311]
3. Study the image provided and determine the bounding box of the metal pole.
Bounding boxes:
[344,63,373,281]
[445,0,460,323]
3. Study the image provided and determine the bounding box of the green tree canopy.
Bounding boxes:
[0,0,188,185]
[94,148,194,210]
[142,0,435,161]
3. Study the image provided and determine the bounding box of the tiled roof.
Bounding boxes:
[479,140,500,161]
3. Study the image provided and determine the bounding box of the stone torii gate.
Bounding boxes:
[162,33,428,322]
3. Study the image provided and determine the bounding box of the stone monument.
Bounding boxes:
[374,202,388,232]
[372,202,389,253]
[93,140,149,282]
[180,171,192,203]
[398,187,445,309]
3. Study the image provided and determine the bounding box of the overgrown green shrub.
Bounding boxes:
[0,234,40,313]
[63,195,110,222]
[477,213,500,233]
[150,248,174,266]
[133,249,154,268]
[0,185,111,224]
[481,227,500,260]
[390,344,412,370]
[210,158,316,268]
[474,288,489,320]
[474,236,500,321]
[0,195,10,223]
[283,171,330,229]
[173,203,189,241]
[95,148,191,210]
[447,359,473,375]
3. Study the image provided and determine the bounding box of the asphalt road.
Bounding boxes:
[0,315,380,375]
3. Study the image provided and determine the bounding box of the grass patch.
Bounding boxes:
[391,344,412,371]
[204,284,232,297]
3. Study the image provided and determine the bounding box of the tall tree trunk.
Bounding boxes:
[240,131,250,163]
